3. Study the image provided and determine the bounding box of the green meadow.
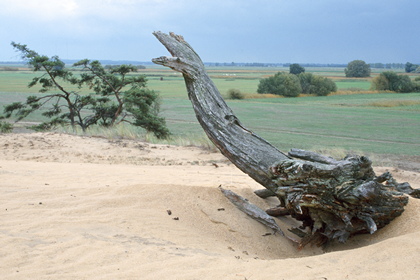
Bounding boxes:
[1,66,419,168]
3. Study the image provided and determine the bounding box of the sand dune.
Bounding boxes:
[1,132,419,279]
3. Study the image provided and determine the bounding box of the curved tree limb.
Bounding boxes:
[153,31,290,193]
[152,31,416,248]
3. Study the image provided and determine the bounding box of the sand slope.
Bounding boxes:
[1,133,419,279]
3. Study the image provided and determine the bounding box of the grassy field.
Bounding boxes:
[1,65,419,169]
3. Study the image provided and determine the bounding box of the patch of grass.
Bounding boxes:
[334,79,372,91]
[219,93,420,156]
[366,100,420,107]
[0,121,13,133]
[57,123,217,151]
[144,132,217,151]
[330,90,385,96]
[243,93,280,99]
[57,123,144,139]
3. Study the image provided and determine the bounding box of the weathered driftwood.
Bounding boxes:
[152,31,417,248]
[219,187,285,236]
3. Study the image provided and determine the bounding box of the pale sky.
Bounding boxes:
[1,0,419,64]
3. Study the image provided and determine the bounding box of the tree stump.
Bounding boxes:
[152,31,418,248]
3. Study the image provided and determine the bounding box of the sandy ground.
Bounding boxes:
[1,132,419,280]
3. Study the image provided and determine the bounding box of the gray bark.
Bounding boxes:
[152,31,288,193]
[152,31,417,248]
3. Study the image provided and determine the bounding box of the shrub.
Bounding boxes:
[297,72,314,94]
[0,121,13,133]
[371,71,416,93]
[257,72,301,97]
[258,72,336,97]
[289,63,305,75]
[226,89,244,100]
[297,73,337,96]
[371,73,390,91]
[405,62,419,73]
[311,75,337,96]
[345,60,371,77]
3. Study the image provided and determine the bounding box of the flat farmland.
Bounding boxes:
[1,66,419,169]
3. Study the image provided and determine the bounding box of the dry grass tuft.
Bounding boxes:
[366,100,420,107]
[57,124,218,151]
[243,93,281,99]
[143,133,218,152]
[329,90,386,96]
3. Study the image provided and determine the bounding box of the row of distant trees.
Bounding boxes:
[405,62,420,73]
[257,60,420,97]
[207,62,411,69]
[372,72,420,93]
[345,60,420,93]
[345,60,420,77]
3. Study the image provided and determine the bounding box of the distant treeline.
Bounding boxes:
[0,60,415,69]
[205,62,410,68]
[204,62,349,67]
[0,60,155,66]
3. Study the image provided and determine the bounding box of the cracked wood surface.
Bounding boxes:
[153,31,289,193]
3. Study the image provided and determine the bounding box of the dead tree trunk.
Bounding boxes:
[152,31,417,248]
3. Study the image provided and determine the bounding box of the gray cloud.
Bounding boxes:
[1,0,419,63]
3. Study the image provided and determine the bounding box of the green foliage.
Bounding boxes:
[0,121,13,133]
[289,63,305,75]
[7,43,96,131]
[124,88,170,139]
[405,62,419,73]
[414,77,420,92]
[257,72,301,97]
[371,71,417,93]
[297,72,313,94]
[312,76,337,96]
[258,72,336,97]
[345,60,371,77]
[297,73,337,96]
[371,74,389,91]
[310,76,337,96]
[226,89,245,99]
[3,42,170,138]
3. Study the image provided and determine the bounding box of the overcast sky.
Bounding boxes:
[1,0,419,64]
